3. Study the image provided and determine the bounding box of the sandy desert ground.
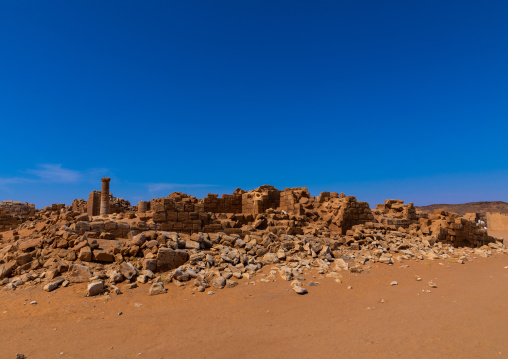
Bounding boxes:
[1,251,507,359]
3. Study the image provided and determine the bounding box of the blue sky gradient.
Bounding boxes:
[1,1,507,208]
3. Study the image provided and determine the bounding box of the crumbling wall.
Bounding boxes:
[420,210,491,247]
[0,208,20,231]
[110,196,131,213]
[0,201,36,219]
[44,203,66,211]
[315,195,374,234]
[279,187,311,215]
[486,212,508,231]
[72,199,87,213]
[203,191,243,213]
[151,187,307,235]
[87,191,101,217]
[242,185,280,215]
[86,191,132,217]
[373,199,419,228]
[151,196,214,234]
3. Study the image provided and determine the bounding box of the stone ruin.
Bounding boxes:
[0,201,36,219]
[0,201,36,232]
[72,178,132,218]
[0,208,20,232]
[138,185,375,238]
[0,178,503,297]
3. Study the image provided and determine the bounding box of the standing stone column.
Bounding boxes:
[138,201,149,213]
[100,177,111,216]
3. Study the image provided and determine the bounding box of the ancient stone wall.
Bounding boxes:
[0,208,20,231]
[42,203,66,211]
[72,199,87,213]
[151,196,215,234]
[279,187,310,215]
[242,185,280,215]
[87,191,101,217]
[315,195,374,234]
[373,199,419,228]
[110,196,131,213]
[86,191,132,217]
[149,186,373,236]
[486,212,508,231]
[421,210,491,247]
[203,192,243,213]
[0,201,36,218]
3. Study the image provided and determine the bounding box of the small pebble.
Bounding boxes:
[208,291,215,295]
[390,281,398,286]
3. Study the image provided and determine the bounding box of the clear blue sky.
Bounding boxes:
[1,1,507,208]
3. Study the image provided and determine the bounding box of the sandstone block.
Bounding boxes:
[0,261,15,279]
[79,247,92,262]
[16,253,32,266]
[173,269,190,282]
[75,221,91,234]
[143,259,157,272]
[120,262,138,280]
[211,276,226,289]
[87,281,104,296]
[131,233,146,246]
[93,250,115,262]
[68,264,92,283]
[149,282,166,295]
[156,248,188,272]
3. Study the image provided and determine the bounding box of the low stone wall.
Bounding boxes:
[0,208,20,231]
[0,201,36,218]
[486,212,508,231]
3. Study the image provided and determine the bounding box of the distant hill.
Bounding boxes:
[416,201,508,216]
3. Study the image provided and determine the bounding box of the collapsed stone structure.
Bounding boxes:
[71,187,131,218]
[0,201,36,219]
[145,186,375,238]
[0,208,20,232]
[0,179,503,297]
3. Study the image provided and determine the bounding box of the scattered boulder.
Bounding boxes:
[87,281,104,296]
[0,261,15,280]
[120,262,138,281]
[211,276,226,289]
[293,286,308,295]
[149,282,166,295]
[68,264,92,283]
[156,248,188,272]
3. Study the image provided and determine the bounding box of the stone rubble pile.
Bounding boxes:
[0,184,504,296]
